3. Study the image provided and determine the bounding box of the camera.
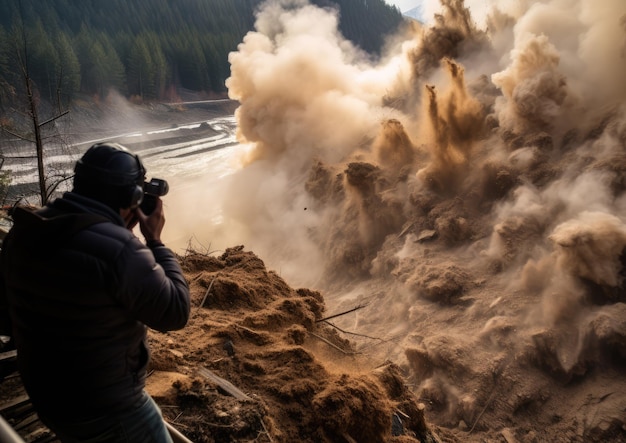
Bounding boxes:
[140,178,169,214]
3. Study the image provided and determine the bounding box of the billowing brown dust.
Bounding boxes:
[162,0,626,441]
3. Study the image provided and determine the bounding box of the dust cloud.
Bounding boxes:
[189,0,626,440]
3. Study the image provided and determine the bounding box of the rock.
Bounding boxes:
[417,229,437,242]
[501,427,518,443]
[391,412,405,436]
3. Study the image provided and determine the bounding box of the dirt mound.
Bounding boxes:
[146,246,441,442]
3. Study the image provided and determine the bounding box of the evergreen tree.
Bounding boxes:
[54,31,81,105]
[0,0,404,102]
[0,28,12,112]
[28,21,60,102]
[127,35,154,100]
[98,33,126,95]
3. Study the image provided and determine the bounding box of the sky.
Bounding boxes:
[386,0,510,28]
[386,0,424,14]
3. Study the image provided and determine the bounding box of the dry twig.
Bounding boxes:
[323,321,385,342]
[315,303,368,323]
[233,323,259,335]
[200,274,218,307]
[258,417,274,442]
[308,332,358,355]
[469,388,497,434]
[197,366,252,401]
[397,221,415,239]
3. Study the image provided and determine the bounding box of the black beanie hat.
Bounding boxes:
[73,142,146,209]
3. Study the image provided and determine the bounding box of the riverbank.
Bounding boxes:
[0,94,240,206]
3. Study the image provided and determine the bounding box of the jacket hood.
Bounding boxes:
[11,192,124,238]
[50,192,125,223]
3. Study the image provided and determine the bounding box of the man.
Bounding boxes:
[0,142,190,442]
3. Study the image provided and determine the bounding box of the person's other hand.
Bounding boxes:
[135,197,165,244]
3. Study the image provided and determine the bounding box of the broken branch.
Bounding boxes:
[197,366,252,401]
[315,303,368,323]
[258,416,273,442]
[308,332,358,355]
[200,274,218,307]
[323,321,385,342]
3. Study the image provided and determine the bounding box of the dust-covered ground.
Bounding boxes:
[145,246,440,443]
[162,0,625,442]
[3,0,626,442]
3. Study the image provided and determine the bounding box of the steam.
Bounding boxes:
[190,0,626,430]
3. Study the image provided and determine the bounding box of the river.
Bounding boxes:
[1,100,250,254]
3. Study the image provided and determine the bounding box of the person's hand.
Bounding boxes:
[135,197,165,244]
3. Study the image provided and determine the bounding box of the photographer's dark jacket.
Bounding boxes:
[0,192,190,421]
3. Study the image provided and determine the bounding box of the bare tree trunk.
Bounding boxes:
[25,74,46,206]
[11,0,70,207]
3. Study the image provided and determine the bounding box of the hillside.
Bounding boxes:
[145,246,442,442]
[209,0,626,441]
[1,0,626,442]
[0,246,443,443]
[0,0,403,107]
